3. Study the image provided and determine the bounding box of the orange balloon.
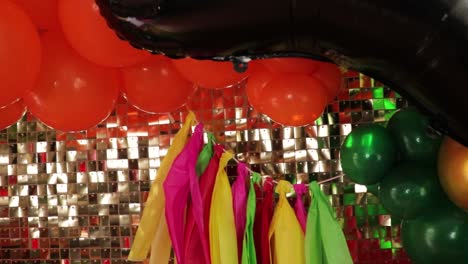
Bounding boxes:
[260,74,327,126]
[24,32,121,132]
[0,100,26,130]
[260,58,320,74]
[245,62,273,112]
[122,56,196,113]
[58,0,150,67]
[15,0,59,31]
[0,1,41,107]
[312,62,343,102]
[172,58,247,89]
[438,137,468,210]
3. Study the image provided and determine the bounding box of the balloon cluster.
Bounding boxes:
[340,108,468,263]
[0,0,340,132]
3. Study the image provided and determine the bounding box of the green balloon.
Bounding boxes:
[340,124,396,184]
[402,205,468,264]
[387,108,442,161]
[380,162,444,219]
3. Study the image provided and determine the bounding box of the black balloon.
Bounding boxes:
[96,0,468,146]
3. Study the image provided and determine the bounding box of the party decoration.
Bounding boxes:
[260,74,327,126]
[209,151,238,264]
[254,177,274,264]
[269,180,304,264]
[245,63,273,112]
[312,62,342,102]
[379,162,444,219]
[0,0,41,107]
[387,108,442,161]
[58,0,150,68]
[242,173,260,264]
[260,58,319,74]
[196,134,215,176]
[402,205,468,264]
[232,163,249,258]
[172,58,247,89]
[293,184,308,232]
[438,137,468,210]
[184,143,221,264]
[0,100,26,130]
[305,181,353,264]
[122,56,196,113]
[340,124,396,184]
[128,113,196,261]
[15,0,58,31]
[24,32,120,132]
[97,0,468,146]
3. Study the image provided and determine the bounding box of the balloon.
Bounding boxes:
[245,62,273,112]
[402,206,468,264]
[172,58,247,89]
[312,62,343,102]
[380,162,444,219]
[96,0,468,147]
[0,0,41,107]
[24,32,120,132]
[387,108,442,162]
[260,74,327,126]
[260,58,320,74]
[340,124,396,185]
[122,56,196,113]
[15,0,59,31]
[0,100,26,130]
[58,0,150,67]
[438,137,468,210]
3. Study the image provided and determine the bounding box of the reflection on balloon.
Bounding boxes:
[438,137,468,211]
[24,32,120,132]
[387,108,442,162]
[402,206,468,264]
[312,62,342,102]
[245,62,273,112]
[260,58,319,74]
[172,58,247,89]
[340,124,396,185]
[0,0,41,107]
[0,100,26,130]
[15,0,59,31]
[58,0,150,67]
[122,56,196,113]
[380,162,443,219]
[260,74,327,126]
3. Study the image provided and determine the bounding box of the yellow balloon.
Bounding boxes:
[438,137,468,210]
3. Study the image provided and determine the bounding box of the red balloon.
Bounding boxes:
[15,0,59,31]
[172,58,247,89]
[261,58,320,74]
[24,32,121,132]
[245,62,274,112]
[122,56,197,113]
[0,100,26,130]
[260,74,327,126]
[0,1,41,107]
[312,62,343,102]
[58,0,150,67]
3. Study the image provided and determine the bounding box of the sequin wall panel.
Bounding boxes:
[0,70,412,264]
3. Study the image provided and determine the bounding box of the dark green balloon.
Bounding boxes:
[402,205,468,264]
[380,162,444,219]
[340,124,396,184]
[387,108,442,161]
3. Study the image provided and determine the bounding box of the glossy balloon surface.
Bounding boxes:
[0,100,26,130]
[15,0,59,31]
[387,108,442,161]
[24,33,120,132]
[245,62,273,112]
[380,162,444,219]
[0,0,41,107]
[260,58,319,74]
[311,62,342,102]
[341,124,396,184]
[402,206,468,264]
[438,137,468,210]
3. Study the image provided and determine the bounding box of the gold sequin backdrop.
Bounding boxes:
[0,71,412,264]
